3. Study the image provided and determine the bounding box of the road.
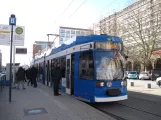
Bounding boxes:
[91,80,161,120]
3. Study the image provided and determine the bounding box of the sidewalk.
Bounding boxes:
[127,80,161,96]
[0,82,115,120]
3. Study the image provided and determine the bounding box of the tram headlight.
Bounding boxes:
[121,81,127,86]
[96,82,105,87]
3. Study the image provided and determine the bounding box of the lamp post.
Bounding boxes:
[9,14,16,102]
[46,34,59,48]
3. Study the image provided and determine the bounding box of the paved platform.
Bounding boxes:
[0,82,115,120]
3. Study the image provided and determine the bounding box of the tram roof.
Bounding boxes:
[34,35,122,61]
[49,35,122,55]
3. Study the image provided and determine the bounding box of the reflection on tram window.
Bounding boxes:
[95,51,124,80]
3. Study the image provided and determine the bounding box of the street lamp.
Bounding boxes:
[46,34,59,48]
[9,14,16,102]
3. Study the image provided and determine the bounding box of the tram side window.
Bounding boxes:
[79,51,94,80]
[60,57,66,78]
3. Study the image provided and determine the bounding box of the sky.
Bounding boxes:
[0,0,135,66]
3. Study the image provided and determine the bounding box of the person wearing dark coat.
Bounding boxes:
[16,67,26,89]
[31,66,38,88]
[53,63,62,96]
[26,68,33,86]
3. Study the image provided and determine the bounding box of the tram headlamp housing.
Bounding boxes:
[96,82,105,87]
[121,81,127,86]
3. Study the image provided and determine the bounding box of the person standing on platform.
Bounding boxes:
[16,67,26,90]
[31,66,38,88]
[53,63,62,96]
[26,68,33,86]
[51,61,56,91]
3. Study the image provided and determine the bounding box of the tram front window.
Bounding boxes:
[95,51,124,80]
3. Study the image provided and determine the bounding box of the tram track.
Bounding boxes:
[90,92,161,120]
[129,95,161,105]
[92,102,161,120]
[92,104,126,120]
[119,96,161,117]
[117,102,161,118]
[129,91,161,105]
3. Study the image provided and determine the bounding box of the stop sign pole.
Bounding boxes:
[9,14,16,102]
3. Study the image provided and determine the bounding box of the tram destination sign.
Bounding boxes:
[16,48,27,54]
[95,42,122,50]
[0,24,25,46]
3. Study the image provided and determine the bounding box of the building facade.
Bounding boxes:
[33,41,53,59]
[59,26,93,45]
[94,0,161,71]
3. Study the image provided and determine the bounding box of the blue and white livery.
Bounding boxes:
[33,35,128,103]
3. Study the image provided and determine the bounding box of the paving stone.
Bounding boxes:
[0,82,115,120]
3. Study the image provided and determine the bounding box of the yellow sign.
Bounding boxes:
[0,30,10,34]
[15,27,23,34]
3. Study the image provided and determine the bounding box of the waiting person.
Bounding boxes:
[31,66,38,88]
[53,63,62,96]
[16,67,26,89]
[26,68,33,86]
[51,61,56,89]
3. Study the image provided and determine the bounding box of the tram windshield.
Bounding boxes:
[95,51,124,80]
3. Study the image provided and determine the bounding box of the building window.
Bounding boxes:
[60,37,63,41]
[60,29,65,33]
[66,33,70,37]
[76,31,80,35]
[85,31,90,35]
[60,33,65,37]
[66,30,70,34]
[71,34,75,38]
[81,31,85,35]
[71,30,75,34]
[66,37,70,40]
[79,51,94,80]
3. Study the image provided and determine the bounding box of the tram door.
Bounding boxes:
[45,63,48,85]
[66,55,72,94]
[65,54,74,95]
[47,60,49,86]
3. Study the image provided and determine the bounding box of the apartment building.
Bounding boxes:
[33,41,53,59]
[94,0,161,71]
[59,26,93,45]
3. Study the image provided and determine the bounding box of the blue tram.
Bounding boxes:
[33,35,128,103]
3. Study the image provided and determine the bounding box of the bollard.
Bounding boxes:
[130,82,134,86]
[145,83,151,89]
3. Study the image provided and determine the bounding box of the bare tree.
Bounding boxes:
[120,0,161,70]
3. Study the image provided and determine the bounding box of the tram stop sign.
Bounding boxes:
[9,14,16,25]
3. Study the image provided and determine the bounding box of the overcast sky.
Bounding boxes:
[0,0,135,66]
